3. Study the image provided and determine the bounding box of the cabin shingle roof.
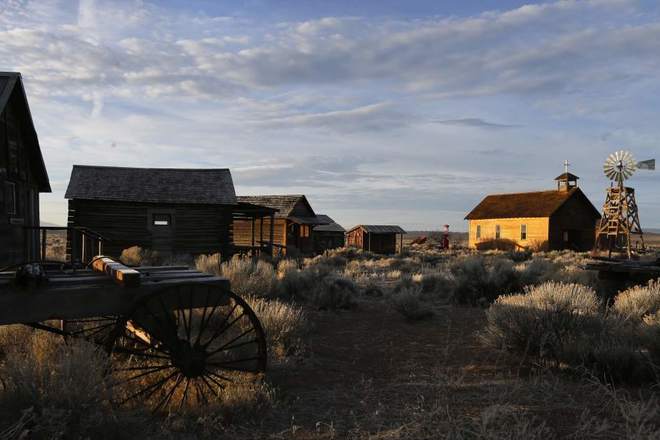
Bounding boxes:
[465,188,592,220]
[314,215,345,232]
[348,225,406,234]
[65,165,237,204]
[237,195,311,218]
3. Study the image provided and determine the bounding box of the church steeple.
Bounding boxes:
[554,160,579,191]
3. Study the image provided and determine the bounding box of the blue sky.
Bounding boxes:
[2,0,660,230]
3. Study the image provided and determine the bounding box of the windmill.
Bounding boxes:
[594,150,655,258]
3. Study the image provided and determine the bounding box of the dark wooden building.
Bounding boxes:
[234,195,327,256]
[313,214,345,253]
[65,166,274,261]
[0,72,51,267]
[346,225,406,255]
[465,173,601,251]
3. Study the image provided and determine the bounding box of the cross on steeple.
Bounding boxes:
[564,159,570,174]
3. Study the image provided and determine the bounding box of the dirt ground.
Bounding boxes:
[221,301,637,439]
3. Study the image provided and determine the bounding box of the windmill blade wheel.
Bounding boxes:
[108,285,267,412]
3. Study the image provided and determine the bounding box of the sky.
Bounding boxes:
[2,0,660,230]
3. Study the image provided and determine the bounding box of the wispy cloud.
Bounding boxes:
[432,118,519,129]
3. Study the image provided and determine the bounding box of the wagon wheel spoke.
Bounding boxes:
[61,316,123,349]
[109,285,267,412]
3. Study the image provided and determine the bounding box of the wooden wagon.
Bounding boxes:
[0,257,267,412]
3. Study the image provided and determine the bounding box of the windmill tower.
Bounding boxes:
[594,150,655,258]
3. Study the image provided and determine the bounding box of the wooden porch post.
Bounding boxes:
[269,214,275,256]
[251,217,255,250]
[41,229,47,261]
[260,216,264,253]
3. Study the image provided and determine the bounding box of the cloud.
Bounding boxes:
[254,102,410,132]
[432,118,519,129]
[0,0,652,104]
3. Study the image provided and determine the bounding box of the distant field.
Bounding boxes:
[645,232,660,249]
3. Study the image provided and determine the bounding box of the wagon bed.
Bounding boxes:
[0,262,229,325]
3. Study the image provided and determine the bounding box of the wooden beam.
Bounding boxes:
[91,256,141,287]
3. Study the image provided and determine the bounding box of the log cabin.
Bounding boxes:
[465,172,601,251]
[313,214,345,253]
[64,165,275,261]
[234,195,327,256]
[346,225,406,254]
[0,73,51,267]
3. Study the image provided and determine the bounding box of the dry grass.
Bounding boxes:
[245,296,308,358]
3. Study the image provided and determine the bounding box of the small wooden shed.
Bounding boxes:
[346,225,406,254]
[234,195,328,256]
[313,214,345,253]
[0,72,51,266]
[65,166,275,260]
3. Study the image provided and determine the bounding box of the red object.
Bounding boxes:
[442,225,450,249]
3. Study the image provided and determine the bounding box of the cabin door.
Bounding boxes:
[561,229,579,250]
[149,211,175,256]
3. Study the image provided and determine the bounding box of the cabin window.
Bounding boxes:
[476,224,481,239]
[152,213,171,226]
[495,225,501,240]
[300,225,310,238]
[563,231,569,242]
[5,182,16,215]
[520,224,527,240]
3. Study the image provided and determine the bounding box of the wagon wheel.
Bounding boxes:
[61,316,124,352]
[110,284,267,412]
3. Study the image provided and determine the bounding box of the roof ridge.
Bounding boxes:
[483,189,567,197]
[72,165,230,171]
[239,194,304,198]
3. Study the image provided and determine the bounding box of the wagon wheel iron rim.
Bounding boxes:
[109,285,267,412]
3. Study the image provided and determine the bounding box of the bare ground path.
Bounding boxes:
[222,301,655,439]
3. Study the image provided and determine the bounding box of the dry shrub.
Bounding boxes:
[209,255,276,298]
[275,263,359,309]
[276,259,299,278]
[195,253,222,275]
[245,296,308,358]
[450,256,521,305]
[314,275,358,310]
[483,282,600,361]
[362,279,385,297]
[119,245,162,266]
[484,282,645,381]
[518,258,558,286]
[641,311,660,364]
[274,264,317,301]
[613,279,660,322]
[0,330,109,411]
[390,287,434,321]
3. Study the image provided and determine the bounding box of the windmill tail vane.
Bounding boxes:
[637,159,655,170]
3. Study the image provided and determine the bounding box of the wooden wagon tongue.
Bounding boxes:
[91,256,141,288]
